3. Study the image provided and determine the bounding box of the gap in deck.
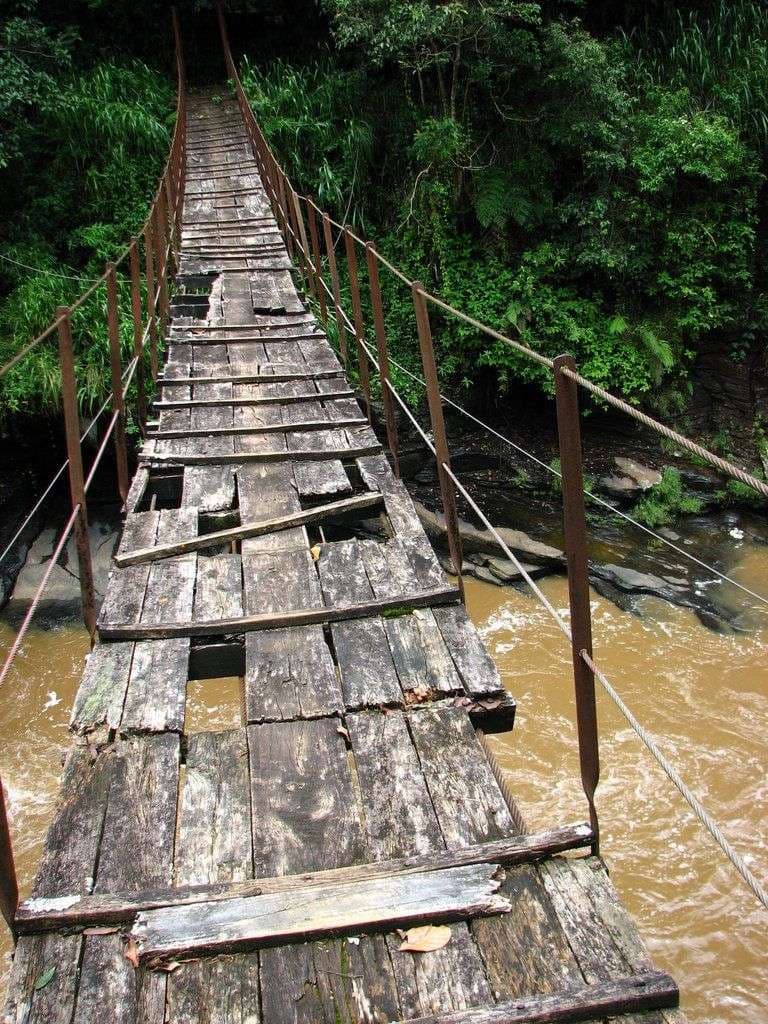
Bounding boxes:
[185,676,245,733]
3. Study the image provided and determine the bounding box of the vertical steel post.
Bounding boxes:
[128,238,147,433]
[365,242,400,476]
[106,263,130,504]
[292,192,315,297]
[279,175,295,260]
[57,307,97,637]
[343,229,372,422]
[553,353,600,853]
[164,175,178,275]
[144,220,159,381]
[154,197,170,334]
[307,203,328,323]
[0,779,18,938]
[412,284,464,600]
[322,214,349,366]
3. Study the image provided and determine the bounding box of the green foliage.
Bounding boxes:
[632,467,704,527]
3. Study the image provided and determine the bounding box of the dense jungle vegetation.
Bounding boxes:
[1,0,767,463]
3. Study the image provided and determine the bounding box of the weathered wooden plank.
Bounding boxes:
[70,641,134,734]
[349,710,443,859]
[247,717,366,877]
[95,733,180,893]
[156,389,354,410]
[157,369,345,386]
[139,509,197,626]
[175,730,252,886]
[74,933,166,1024]
[115,494,384,567]
[165,955,261,1024]
[245,625,343,722]
[194,554,244,621]
[140,443,379,466]
[360,537,420,598]
[409,707,515,848]
[331,617,402,708]
[181,465,237,512]
[98,585,460,641]
[1,933,82,1024]
[318,539,373,606]
[132,863,509,964]
[121,638,190,734]
[98,511,159,627]
[242,548,321,615]
[293,459,352,499]
[390,972,679,1024]
[386,609,462,697]
[151,416,366,440]
[433,606,504,698]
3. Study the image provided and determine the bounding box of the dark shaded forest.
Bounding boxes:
[1,0,767,469]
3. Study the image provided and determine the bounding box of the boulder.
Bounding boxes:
[414,501,565,567]
[613,457,662,490]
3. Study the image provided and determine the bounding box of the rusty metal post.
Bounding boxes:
[57,308,97,637]
[343,229,372,423]
[154,197,170,334]
[322,214,349,366]
[164,175,178,275]
[412,284,464,600]
[106,263,130,504]
[278,175,295,260]
[292,193,315,297]
[128,238,147,433]
[144,219,159,381]
[0,779,18,938]
[365,242,400,476]
[306,203,328,323]
[553,353,600,853]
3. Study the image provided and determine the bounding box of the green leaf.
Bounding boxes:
[34,966,56,991]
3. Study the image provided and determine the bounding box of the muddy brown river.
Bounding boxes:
[0,542,765,1022]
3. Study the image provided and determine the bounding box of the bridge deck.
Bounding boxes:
[2,96,684,1023]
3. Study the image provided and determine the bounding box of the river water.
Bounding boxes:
[0,540,765,1022]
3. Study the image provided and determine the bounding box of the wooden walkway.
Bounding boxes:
[2,96,683,1024]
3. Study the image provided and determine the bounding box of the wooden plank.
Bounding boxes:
[331,617,402,708]
[131,863,510,964]
[98,585,461,640]
[166,955,260,1023]
[139,509,197,626]
[386,609,462,697]
[98,511,159,628]
[247,717,366,877]
[115,494,384,566]
[1,933,82,1024]
[293,459,352,499]
[349,710,443,859]
[140,443,380,466]
[175,730,252,886]
[150,416,366,439]
[245,625,343,723]
[391,972,679,1024]
[360,537,420,598]
[74,932,166,1024]
[242,548,321,615]
[70,641,134,734]
[194,554,244,621]
[409,707,515,848]
[157,369,345,385]
[317,539,373,606]
[433,606,504,698]
[182,465,236,512]
[120,638,190,734]
[155,389,354,409]
[95,733,180,893]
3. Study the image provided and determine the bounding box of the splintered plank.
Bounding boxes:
[348,710,443,859]
[245,625,343,723]
[95,733,180,893]
[194,554,244,620]
[175,730,252,886]
[247,717,366,876]
[330,617,402,708]
[132,863,509,964]
[293,458,351,499]
[433,606,504,698]
[2,933,82,1024]
[385,609,462,697]
[182,465,236,512]
[409,707,515,848]
[166,955,261,1024]
[317,539,373,606]
[70,641,134,734]
[121,637,190,734]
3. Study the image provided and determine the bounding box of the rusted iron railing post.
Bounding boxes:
[144,219,159,381]
[278,176,295,260]
[343,229,372,423]
[106,263,130,504]
[0,779,18,938]
[365,242,400,476]
[412,284,464,600]
[57,307,97,637]
[306,203,328,323]
[154,197,170,333]
[322,213,349,366]
[553,353,600,853]
[128,238,147,433]
[292,193,315,298]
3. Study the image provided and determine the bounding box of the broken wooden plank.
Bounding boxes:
[115,493,384,566]
[433,605,504,698]
[293,459,352,498]
[391,971,679,1024]
[181,464,236,512]
[139,443,380,466]
[245,625,343,723]
[121,637,190,734]
[331,617,403,708]
[131,863,510,965]
[98,586,460,640]
[70,641,134,734]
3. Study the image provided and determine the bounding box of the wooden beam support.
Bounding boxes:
[98,585,460,640]
[149,417,367,440]
[393,972,679,1024]
[167,332,326,345]
[153,389,355,410]
[157,370,344,386]
[15,824,592,933]
[132,864,509,965]
[114,493,384,566]
[139,444,381,467]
